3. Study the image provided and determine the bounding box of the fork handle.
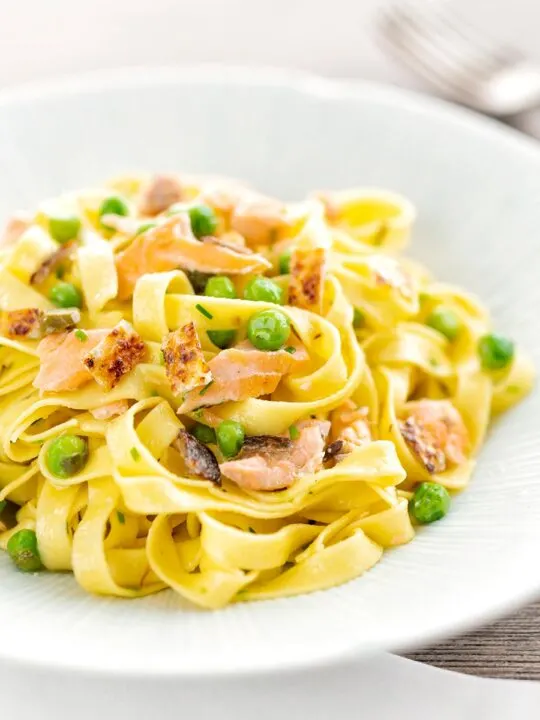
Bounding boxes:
[506,109,540,141]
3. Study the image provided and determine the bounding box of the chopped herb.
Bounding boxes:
[429,357,439,367]
[135,222,156,236]
[150,390,160,397]
[353,308,365,329]
[248,526,256,534]
[313,333,322,340]
[284,346,296,354]
[117,511,125,524]
[130,447,141,461]
[55,265,66,280]
[199,380,215,396]
[159,350,165,365]
[193,409,204,419]
[0,500,6,514]
[373,223,387,246]
[289,425,300,441]
[195,303,213,320]
[74,329,87,342]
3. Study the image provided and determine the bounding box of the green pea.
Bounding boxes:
[188,204,218,238]
[426,306,461,341]
[99,195,129,229]
[247,309,290,351]
[7,529,42,572]
[204,275,236,299]
[478,334,514,371]
[192,423,217,445]
[49,282,83,309]
[207,329,236,349]
[409,482,451,524]
[217,420,245,458]
[49,214,81,244]
[279,249,292,275]
[353,308,365,328]
[46,434,89,479]
[244,276,284,304]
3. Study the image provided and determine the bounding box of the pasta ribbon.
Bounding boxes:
[0,174,533,609]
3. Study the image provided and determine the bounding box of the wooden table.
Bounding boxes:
[407,600,540,680]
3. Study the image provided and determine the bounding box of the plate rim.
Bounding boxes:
[0,64,540,679]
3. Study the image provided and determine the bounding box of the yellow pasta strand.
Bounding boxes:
[0,175,533,609]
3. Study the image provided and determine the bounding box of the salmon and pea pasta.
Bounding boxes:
[0,174,533,607]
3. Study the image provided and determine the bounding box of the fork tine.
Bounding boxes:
[378,3,514,94]
[427,1,518,61]
[378,6,483,93]
[406,1,519,74]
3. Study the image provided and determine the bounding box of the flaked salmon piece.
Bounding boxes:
[288,247,326,313]
[400,399,469,473]
[83,320,146,391]
[0,308,80,340]
[197,178,254,214]
[172,429,221,484]
[30,240,76,285]
[178,340,307,413]
[90,399,129,420]
[34,329,108,392]
[138,174,184,216]
[0,214,30,248]
[231,196,291,245]
[220,420,329,491]
[115,214,271,299]
[329,400,371,461]
[163,322,212,396]
[1,308,44,340]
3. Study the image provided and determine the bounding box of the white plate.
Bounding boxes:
[0,66,539,679]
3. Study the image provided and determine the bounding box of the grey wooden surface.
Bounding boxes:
[406,600,540,680]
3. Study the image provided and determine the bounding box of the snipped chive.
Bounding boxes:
[130,447,140,461]
[199,380,214,396]
[195,303,213,320]
[74,329,87,342]
[117,510,125,524]
[289,425,300,441]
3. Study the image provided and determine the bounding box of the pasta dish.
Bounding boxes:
[0,173,533,608]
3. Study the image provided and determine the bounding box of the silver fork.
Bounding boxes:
[377,0,540,120]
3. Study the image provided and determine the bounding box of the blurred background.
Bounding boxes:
[0,0,535,87]
[2,0,539,134]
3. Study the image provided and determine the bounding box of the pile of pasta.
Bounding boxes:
[0,174,533,609]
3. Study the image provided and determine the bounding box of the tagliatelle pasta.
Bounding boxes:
[0,173,533,609]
